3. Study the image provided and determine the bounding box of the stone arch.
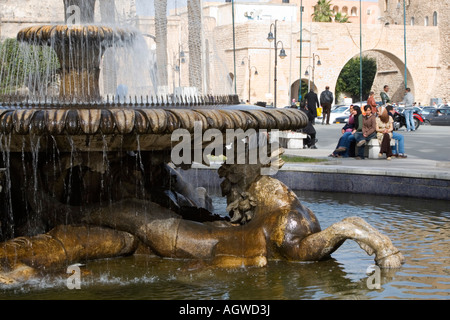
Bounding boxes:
[342,6,348,15]
[332,6,339,14]
[333,49,414,104]
[290,78,317,103]
[351,7,358,17]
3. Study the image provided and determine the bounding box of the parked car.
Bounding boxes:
[334,115,349,124]
[422,108,450,126]
[315,105,351,124]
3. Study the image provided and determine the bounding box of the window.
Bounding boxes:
[384,0,389,12]
[342,6,348,15]
[282,0,290,3]
[433,11,438,26]
[351,7,358,17]
[424,16,429,26]
[410,17,414,25]
[333,6,339,14]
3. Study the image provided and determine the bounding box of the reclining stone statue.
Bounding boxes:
[0,147,404,284]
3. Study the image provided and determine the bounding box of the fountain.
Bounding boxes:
[0,1,403,285]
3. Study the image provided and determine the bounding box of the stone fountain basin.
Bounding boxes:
[0,105,307,152]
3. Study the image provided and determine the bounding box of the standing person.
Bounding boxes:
[399,88,415,132]
[299,101,317,149]
[367,91,378,115]
[354,105,377,160]
[304,89,319,120]
[320,86,334,125]
[380,85,391,106]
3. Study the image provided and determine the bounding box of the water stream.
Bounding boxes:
[0,190,448,300]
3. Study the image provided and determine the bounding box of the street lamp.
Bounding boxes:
[304,53,321,91]
[241,56,259,104]
[267,20,287,108]
[173,45,186,88]
[298,1,304,102]
[397,1,407,88]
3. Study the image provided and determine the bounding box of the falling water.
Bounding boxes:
[0,134,13,240]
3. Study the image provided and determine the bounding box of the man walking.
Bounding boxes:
[400,87,415,131]
[380,85,391,106]
[320,86,334,125]
[304,89,319,120]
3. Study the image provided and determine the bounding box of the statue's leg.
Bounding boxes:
[0,225,138,284]
[297,217,404,268]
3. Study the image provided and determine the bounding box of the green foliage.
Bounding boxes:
[281,155,328,163]
[336,56,377,102]
[312,0,351,23]
[0,38,60,94]
[312,0,334,22]
[334,12,349,23]
[300,80,309,101]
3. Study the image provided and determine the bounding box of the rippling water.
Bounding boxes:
[0,191,448,300]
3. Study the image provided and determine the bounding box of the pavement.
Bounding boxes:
[282,123,450,181]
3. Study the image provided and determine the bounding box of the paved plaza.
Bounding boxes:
[285,123,450,170]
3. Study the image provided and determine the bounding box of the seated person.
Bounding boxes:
[376,107,393,160]
[386,105,407,158]
[330,105,361,158]
[354,105,377,160]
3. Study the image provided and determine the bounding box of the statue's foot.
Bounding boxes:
[297,217,405,268]
[0,275,16,285]
[0,264,36,285]
[376,251,405,269]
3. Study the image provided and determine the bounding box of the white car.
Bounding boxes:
[316,105,351,124]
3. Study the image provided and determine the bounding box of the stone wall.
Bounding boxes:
[380,0,450,104]
[0,0,136,39]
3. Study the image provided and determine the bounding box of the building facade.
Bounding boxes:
[1,1,447,106]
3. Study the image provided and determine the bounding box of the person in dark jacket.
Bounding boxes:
[304,89,319,119]
[320,86,334,125]
[299,101,317,149]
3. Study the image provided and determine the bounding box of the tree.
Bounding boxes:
[336,56,377,102]
[0,38,59,94]
[312,0,334,22]
[334,12,349,23]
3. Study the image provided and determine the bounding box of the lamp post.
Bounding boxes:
[267,20,287,108]
[173,45,186,89]
[298,1,304,102]
[402,0,407,88]
[395,1,407,89]
[304,53,321,91]
[305,65,313,92]
[241,56,259,104]
[359,0,363,104]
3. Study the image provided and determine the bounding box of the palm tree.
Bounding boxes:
[312,0,334,22]
[334,12,350,23]
[188,0,203,93]
[155,0,169,89]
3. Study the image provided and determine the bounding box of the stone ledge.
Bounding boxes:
[183,165,450,201]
